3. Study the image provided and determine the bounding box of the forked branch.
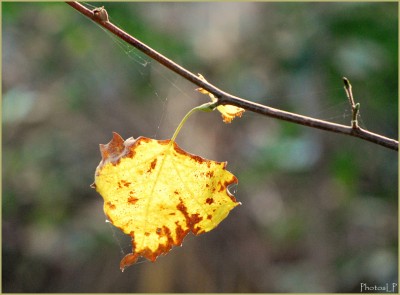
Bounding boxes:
[66,2,398,151]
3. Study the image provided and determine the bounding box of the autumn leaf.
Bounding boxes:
[92,132,240,271]
[196,74,245,123]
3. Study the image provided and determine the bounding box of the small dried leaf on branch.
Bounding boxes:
[196,74,245,123]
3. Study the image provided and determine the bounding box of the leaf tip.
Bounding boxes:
[120,253,139,272]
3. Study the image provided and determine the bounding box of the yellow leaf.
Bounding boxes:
[92,132,240,271]
[196,73,245,123]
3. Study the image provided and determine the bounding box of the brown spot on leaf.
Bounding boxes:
[128,196,139,205]
[121,180,131,187]
[176,199,203,234]
[106,201,116,210]
[206,198,214,205]
[118,180,132,189]
[147,158,158,173]
[218,181,225,192]
[175,222,190,244]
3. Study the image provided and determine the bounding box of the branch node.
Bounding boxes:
[343,77,360,130]
[351,103,360,129]
[92,6,109,23]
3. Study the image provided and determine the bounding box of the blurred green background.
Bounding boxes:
[3,2,398,292]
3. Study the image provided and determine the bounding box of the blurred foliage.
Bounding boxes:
[2,2,398,293]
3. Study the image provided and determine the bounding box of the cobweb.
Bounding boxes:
[82,3,202,264]
[82,2,364,265]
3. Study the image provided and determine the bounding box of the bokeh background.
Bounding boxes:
[3,2,398,292]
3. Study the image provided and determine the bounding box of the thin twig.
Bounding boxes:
[66,2,398,151]
[343,77,360,129]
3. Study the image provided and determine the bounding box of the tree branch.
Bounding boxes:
[66,2,398,151]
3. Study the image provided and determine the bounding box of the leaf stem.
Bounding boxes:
[66,2,398,151]
[170,102,217,143]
